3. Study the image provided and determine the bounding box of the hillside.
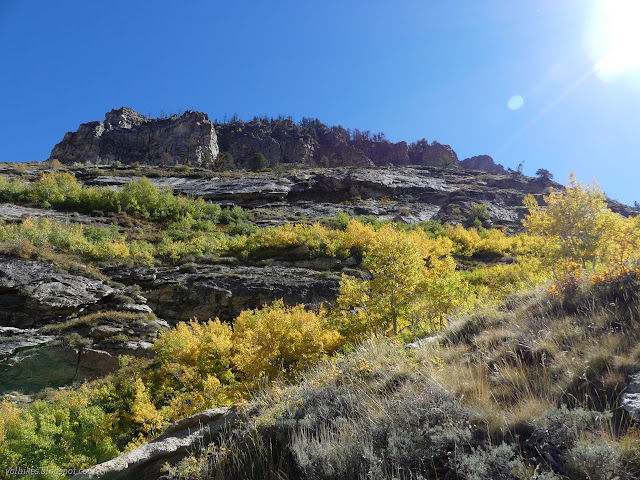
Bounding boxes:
[156,273,640,480]
[0,161,554,393]
[0,155,638,479]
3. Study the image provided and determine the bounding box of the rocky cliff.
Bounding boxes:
[51,109,504,173]
[50,108,219,167]
[79,165,559,231]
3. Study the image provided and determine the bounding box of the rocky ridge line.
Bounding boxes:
[51,108,506,173]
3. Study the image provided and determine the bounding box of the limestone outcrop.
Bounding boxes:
[81,165,558,231]
[50,108,219,167]
[214,118,459,169]
[408,140,459,167]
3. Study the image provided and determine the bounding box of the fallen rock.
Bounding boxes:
[72,407,239,480]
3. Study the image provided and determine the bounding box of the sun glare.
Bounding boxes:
[589,0,640,81]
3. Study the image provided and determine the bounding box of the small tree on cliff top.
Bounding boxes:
[535,168,553,180]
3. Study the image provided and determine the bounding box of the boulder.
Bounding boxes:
[78,348,120,375]
[71,407,239,480]
[622,372,640,420]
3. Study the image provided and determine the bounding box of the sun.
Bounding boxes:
[588,0,640,81]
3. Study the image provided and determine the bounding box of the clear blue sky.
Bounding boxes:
[1,0,639,204]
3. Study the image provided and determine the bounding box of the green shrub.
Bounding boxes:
[249,153,270,172]
[454,443,525,480]
[217,152,236,171]
[567,440,622,480]
[0,393,120,478]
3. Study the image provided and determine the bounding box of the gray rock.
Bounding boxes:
[0,327,56,358]
[622,372,640,420]
[120,303,153,314]
[460,155,507,174]
[51,108,219,167]
[78,348,120,375]
[0,255,114,327]
[74,163,576,231]
[408,140,459,167]
[0,203,101,225]
[104,264,342,323]
[405,335,440,349]
[0,344,83,393]
[89,325,125,339]
[72,407,239,480]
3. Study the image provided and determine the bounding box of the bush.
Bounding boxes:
[249,153,270,171]
[151,318,237,419]
[0,392,120,478]
[535,168,553,180]
[567,440,622,480]
[232,300,342,383]
[454,443,524,480]
[217,152,236,171]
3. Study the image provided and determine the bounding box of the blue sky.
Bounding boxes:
[1,0,639,204]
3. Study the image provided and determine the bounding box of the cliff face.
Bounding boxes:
[214,119,458,169]
[50,108,219,167]
[53,109,498,171]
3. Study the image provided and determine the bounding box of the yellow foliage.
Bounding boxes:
[408,228,454,260]
[342,220,376,253]
[152,319,235,412]
[601,215,640,267]
[0,400,21,442]
[337,223,465,338]
[445,223,482,256]
[523,173,619,273]
[231,300,342,382]
[106,239,130,258]
[130,378,164,436]
[29,171,82,205]
[464,261,547,304]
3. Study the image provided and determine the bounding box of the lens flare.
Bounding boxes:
[507,95,525,111]
[588,0,640,82]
